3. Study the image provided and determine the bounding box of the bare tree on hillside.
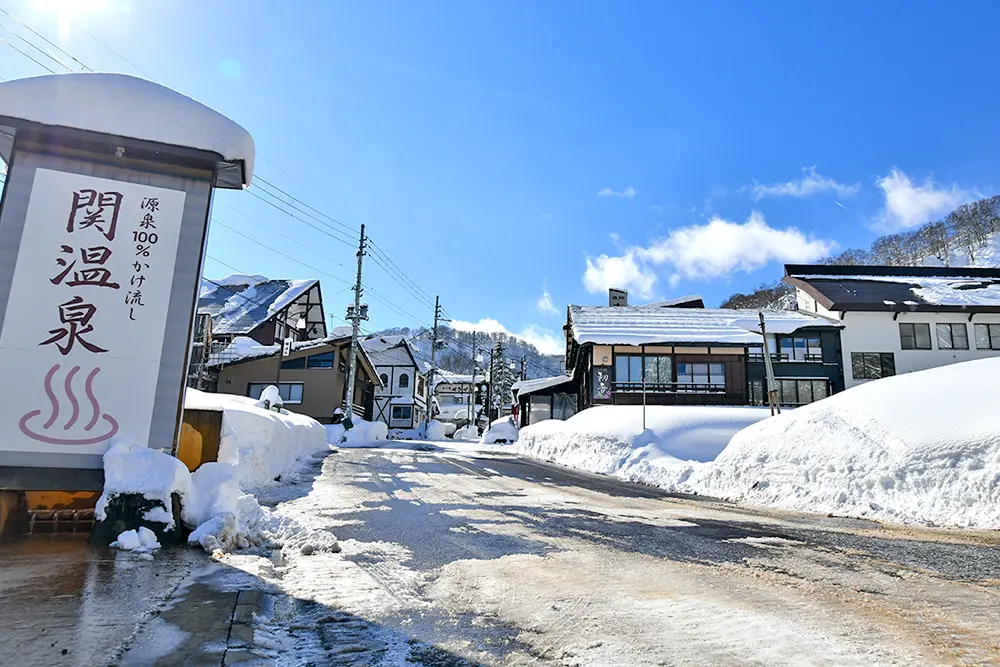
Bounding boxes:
[721,281,795,310]
[822,248,872,266]
[949,196,1000,263]
[915,221,952,266]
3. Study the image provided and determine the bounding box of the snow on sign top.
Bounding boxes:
[0,73,254,186]
[568,305,838,346]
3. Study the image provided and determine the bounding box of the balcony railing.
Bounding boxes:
[613,381,727,394]
[748,353,823,363]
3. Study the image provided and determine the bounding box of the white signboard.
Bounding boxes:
[0,168,186,458]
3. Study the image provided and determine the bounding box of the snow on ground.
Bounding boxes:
[185,389,327,489]
[326,419,389,447]
[453,425,479,441]
[112,527,161,552]
[694,358,1000,529]
[482,417,519,444]
[99,389,339,554]
[516,405,772,489]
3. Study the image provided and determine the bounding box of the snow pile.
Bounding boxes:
[694,358,1000,529]
[96,442,191,530]
[426,420,447,441]
[112,527,161,552]
[453,425,479,441]
[185,389,328,489]
[254,385,283,410]
[516,405,772,489]
[186,462,338,554]
[0,73,255,185]
[483,417,519,444]
[326,419,389,446]
[206,336,278,367]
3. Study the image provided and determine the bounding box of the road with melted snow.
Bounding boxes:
[213,443,1000,666]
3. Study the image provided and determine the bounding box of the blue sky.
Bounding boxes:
[3,1,1000,354]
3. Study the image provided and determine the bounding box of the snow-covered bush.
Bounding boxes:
[426,420,447,441]
[96,442,191,531]
[483,417,519,444]
[453,425,479,441]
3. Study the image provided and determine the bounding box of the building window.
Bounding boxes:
[552,393,578,420]
[974,324,1000,350]
[643,356,673,384]
[749,379,765,406]
[777,336,823,361]
[899,323,931,350]
[453,396,464,404]
[280,357,306,370]
[391,405,412,421]
[247,382,303,404]
[676,362,725,386]
[417,377,425,395]
[851,353,895,380]
[529,395,551,423]
[776,378,830,406]
[307,351,335,368]
[398,373,410,388]
[614,354,644,384]
[379,373,389,386]
[936,323,969,350]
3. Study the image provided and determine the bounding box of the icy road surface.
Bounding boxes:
[139,443,1000,665]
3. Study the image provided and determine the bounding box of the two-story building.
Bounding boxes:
[361,335,429,430]
[210,334,381,423]
[561,298,844,416]
[433,371,488,428]
[784,264,1000,389]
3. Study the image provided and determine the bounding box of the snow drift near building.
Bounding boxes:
[185,389,327,489]
[695,358,1000,529]
[516,405,772,488]
[483,417,519,444]
[325,419,389,447]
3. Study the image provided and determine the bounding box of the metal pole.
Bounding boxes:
[343,224,366,427]
[520,355,527,381]
[758,312,781,416]
[642,347,647,431]
[469,331,477,429]
[424,295,441,435]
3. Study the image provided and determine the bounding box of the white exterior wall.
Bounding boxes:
[796,288,1000,388]
[372,361,426,428]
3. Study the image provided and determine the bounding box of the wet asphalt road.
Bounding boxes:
[4,443,1000,666]
[244,444,1000,666]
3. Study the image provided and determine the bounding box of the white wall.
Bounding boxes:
[837,311,1000,388]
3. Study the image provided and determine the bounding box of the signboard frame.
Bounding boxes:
[0,129,216,490]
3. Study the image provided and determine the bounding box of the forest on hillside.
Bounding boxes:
[721,194,1000,310]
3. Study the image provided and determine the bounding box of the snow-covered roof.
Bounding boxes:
[643,295,705,308]
[362,335,431,374]
[787,270,1000,311]
[0,73,255,187]
[198,277,318,335]
[568,305,838,346]
[512,375,574,397]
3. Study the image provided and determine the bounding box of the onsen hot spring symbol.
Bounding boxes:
[18,364,119,445]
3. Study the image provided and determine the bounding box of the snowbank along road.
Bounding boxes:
[123,443,1000,666]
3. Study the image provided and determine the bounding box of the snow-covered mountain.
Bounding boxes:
[373,326,565,380]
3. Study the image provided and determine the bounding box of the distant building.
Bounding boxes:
[513,375,577,427]
[211,334,381,423]
[362,335,429,430]
[197,277,327,349]
[433,371,488,428]
[785,264,1000,389]
[559,292,845,416]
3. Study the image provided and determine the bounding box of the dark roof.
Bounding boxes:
[198,279,318,335]
[784,264,1000,313]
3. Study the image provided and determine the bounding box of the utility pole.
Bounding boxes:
[520,355,527,381]
[758,312,781,416]
[469,331,477,430]
[342,224,368,429]
[424,295,447,435]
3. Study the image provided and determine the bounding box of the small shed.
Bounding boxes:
[513,375,577,428]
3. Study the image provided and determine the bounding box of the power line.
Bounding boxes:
[254,175,357,236]
[0,36,56,73]
[0,21,72,72]
[0,7,91,72]
[244,188,357,248]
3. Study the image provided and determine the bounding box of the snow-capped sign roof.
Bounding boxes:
[198,277,317,335]
[512,374,574,397]
[0,73,255,187]
[568,305,837,346]
[785,264,1000,312]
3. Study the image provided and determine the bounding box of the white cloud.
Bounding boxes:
[536,290,559,315]
[583,251,658,299]
[751,166,860,200]
[449,318,564,355]
[874,168,976,231]
[597,185,637,199]
[582,211,835,292]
